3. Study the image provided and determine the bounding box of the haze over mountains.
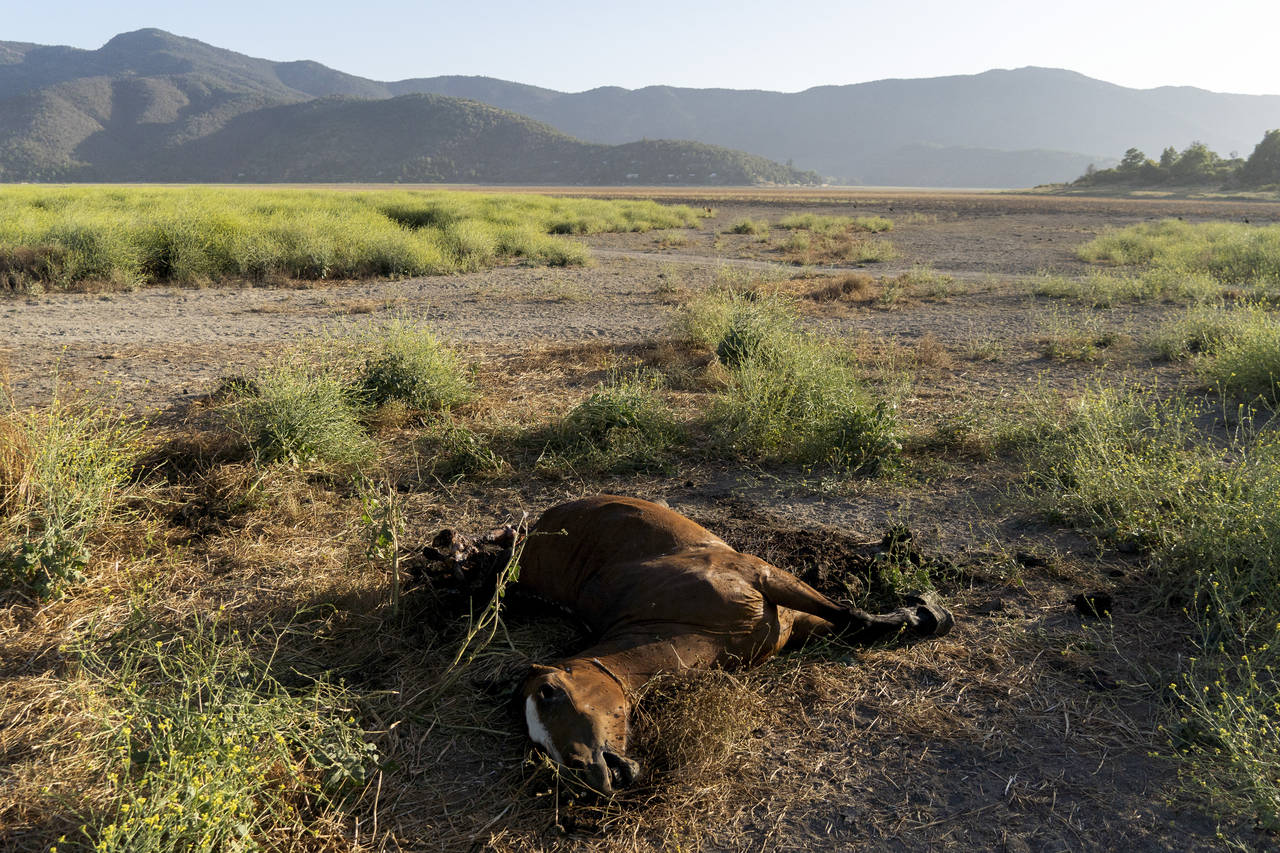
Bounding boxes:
[3,29,1279,187]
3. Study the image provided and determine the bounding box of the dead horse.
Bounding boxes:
[510,495,954,794]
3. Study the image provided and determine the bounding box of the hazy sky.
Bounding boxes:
[6,0,1280,95]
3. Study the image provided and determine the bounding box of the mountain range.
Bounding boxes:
[3,29,1280,187]
[0,30,815,185]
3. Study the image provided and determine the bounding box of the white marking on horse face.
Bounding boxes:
[525,696,562,764]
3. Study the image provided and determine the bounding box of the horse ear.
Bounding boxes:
[505,662,553,718]
[474,659,543,698]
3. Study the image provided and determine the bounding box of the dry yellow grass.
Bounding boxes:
[0,413,31,519]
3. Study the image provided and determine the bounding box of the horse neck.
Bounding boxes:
[564,634,713,693]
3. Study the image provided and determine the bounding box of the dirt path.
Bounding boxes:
[2,258,686,407]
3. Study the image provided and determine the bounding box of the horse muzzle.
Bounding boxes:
[574,747,640,795]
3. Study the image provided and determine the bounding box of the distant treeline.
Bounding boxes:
[1074,129,1280,189]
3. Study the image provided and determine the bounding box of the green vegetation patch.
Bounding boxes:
[354,318,474,415]
[1033,267,1224,307]
[727,218,769,235]
[776,213,893,234]
[1017,386,1280,826]
[226,358,374,469]
[540,372,683,476]
[1153,303,1280,400]
[225,318,475,466]
[0,187,697,291]
[1,387,144,598]
[76,612,376,852]
[1078,220,1280,289]
[682,289,899,471]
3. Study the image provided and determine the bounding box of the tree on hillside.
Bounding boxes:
[1120,148,1148,170]
[1170,141,1227,183]
[1071,130,1277,191]
[1118,147,1159,182]
[1240,129,1280,186]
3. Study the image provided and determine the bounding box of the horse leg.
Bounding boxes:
[753,563,953,642]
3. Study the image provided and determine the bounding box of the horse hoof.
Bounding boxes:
[903,591,954,637]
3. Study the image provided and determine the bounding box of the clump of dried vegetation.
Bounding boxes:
[800,266,958,310]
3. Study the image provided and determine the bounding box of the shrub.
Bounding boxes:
[852,216,895,233]
[1,389,144,598]
[779,230,898,265]
[712,339,899,471]
[227,361,373,468]
[840,236,899,263]
[806,273,877,303]
[548,372,682,475]
[355,320,473,415]
[727,218,769,235]
[676,289,796,360]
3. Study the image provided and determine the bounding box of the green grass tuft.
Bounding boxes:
[355,319,473,415]
[1,387,144,598]
[681,289,899,471]
[727,219,769,235]
[417,420,508,481]
[1199,308,1280,402]
[226,360,373,468]
[543,372,682,475]
[1152,303,1280,400]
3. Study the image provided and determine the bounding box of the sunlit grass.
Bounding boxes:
[0,186,697,291]
[76,610,376,853]
[680,289,899,471]
[1,384,145,598]
[1153,302,1280,400]
[1017,385,1280,827]
[1078,219,1280,289]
